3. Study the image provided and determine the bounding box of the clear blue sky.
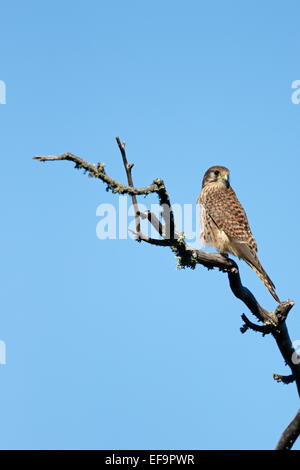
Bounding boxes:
[0,0,299,450]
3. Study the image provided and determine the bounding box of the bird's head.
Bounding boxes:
[202,166,230,189]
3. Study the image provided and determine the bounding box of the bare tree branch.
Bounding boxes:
[273,373,295,385]
[139,210,164,238]
[276,409,300,450]
[116,137,141,235]
[33,153,160,196]
[34,140,299,448]
[240,313,272,335]
[129,230,171,246]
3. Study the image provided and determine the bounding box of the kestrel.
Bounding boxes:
[197,166,280,303]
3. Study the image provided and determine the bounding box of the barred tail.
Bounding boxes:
[248,261,280,303]
[234,242,280,303]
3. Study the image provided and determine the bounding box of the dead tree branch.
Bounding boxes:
[34,138,300,449]
[273,373,296,385]
[276,409,300,450]
[116,137,141,235]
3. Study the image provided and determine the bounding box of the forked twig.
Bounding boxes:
[116,137,141,235]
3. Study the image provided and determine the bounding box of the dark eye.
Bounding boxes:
[214,170,219,176]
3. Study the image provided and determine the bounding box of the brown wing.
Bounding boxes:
[200,182,279,302]
[204,185,257,252]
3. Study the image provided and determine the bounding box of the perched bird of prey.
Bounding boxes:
[197,166,280,303]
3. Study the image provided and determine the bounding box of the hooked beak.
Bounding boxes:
[222,173,230,188]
